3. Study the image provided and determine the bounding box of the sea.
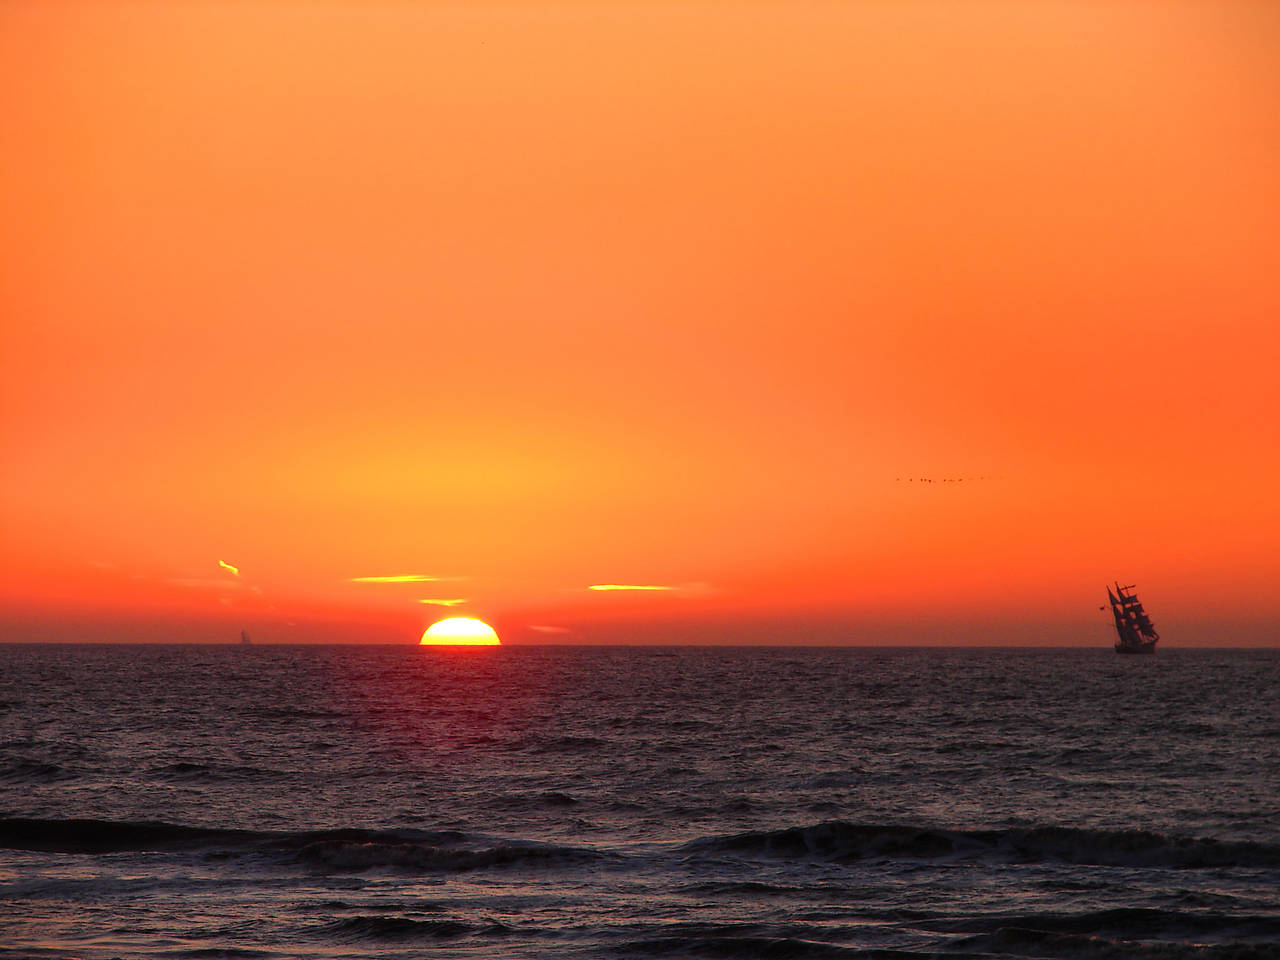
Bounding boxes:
[2,644,1278,959]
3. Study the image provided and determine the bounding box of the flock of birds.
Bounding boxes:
[895,476,991,483]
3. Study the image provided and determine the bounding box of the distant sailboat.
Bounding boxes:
[1105,583,1158,654]
[240,629,251,645]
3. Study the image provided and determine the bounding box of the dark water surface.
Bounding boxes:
[2,644,1278,958]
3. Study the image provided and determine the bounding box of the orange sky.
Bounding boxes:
[2,1,1277,645]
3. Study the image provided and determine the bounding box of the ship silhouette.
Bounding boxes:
[1105,583,1159,654]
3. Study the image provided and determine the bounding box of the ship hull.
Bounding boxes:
[1114,643,1156,655]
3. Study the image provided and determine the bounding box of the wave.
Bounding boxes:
[149,762,277,783]
[244,706,343,722]
[618,935,875,958]
[291,835,611,873]
[611,924,911,959]
[0,817,616,873]
[0,818,260,853]
[0,760,74,784]
[484,790,581,810]
[617,914,1280,959]
[319,915,511,942]
[950,925,1280,958]
[9,814,1279,875]
[156,950,278,959]
[676,880,898,905]
[934,906,1280,940]
[513,734,610,754]
[793,770,868,789]
[683,821,1280,870]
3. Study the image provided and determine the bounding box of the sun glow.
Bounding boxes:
[419,617,500,645]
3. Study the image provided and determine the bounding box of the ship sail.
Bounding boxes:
[1107,582,1158,654]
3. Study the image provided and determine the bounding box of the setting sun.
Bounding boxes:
[419,617,501,646]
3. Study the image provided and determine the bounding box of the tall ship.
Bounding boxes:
[1105,582,1159,654]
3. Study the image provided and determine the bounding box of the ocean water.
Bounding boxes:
[2,643,1278,959]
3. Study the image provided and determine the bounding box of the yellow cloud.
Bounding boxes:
[350,574,446,583]
[587,584,675,592]
[217,560,240,577]
[418,598,467,606]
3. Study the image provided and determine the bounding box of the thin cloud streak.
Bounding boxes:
[217,560,240,577]
[350,575,452,584]
[418,598,467,606]
[588,584,676,592]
